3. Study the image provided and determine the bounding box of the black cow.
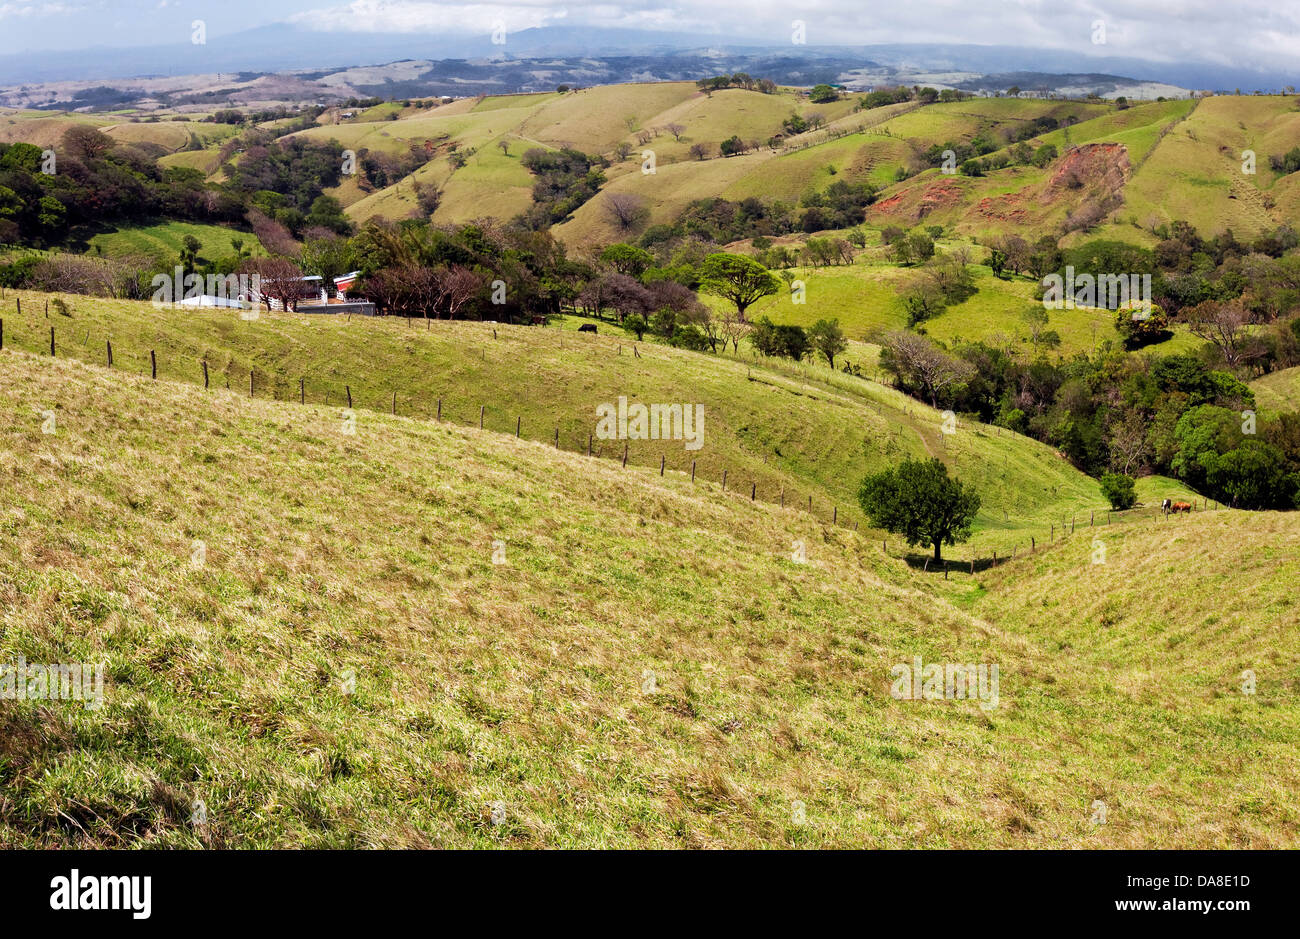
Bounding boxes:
[578,324,597,333]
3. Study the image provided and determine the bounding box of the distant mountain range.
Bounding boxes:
[1,25,1296,99]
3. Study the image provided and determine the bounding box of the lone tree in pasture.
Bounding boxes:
[858,458,980,563]
[807,318,847,368]
[698,252,779,321]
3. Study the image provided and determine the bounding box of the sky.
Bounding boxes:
[3,0,1299,74]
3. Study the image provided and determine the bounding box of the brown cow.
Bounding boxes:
[1171,501,1193,513]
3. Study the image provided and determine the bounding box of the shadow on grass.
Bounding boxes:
[900,553,1010,575]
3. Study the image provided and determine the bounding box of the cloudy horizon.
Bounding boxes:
[2,0,1299,77]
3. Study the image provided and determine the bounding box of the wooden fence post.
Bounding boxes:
[50,326,55,356]
[437,398,442,421]
[515,416,520,437]
[106,340,112,367]
[150,350,157,380]
[622,442,628,467]
[392,392,397,415]
[300,378,305,404]
[250,370,254,396]
[691,461,696,482]
[346,386,352,408]
[554,427,559,448]
[722,470,727,491]
[750,483,756,500]
[808,495,812,512]
[0,318,4,352]
[833,506,837,523]
[480,406,485,429]
[202,360,208,389]
[660,456,666,476]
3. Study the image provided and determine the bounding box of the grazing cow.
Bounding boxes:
[1170,501,1193,513]
[578,324,597,333]
[1162,498,1171,512]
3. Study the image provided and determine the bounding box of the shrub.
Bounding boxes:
[1099,473,1137,510]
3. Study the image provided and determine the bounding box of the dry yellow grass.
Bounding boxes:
[0,348,1295,848]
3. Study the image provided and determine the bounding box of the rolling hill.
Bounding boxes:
[0,346,1293,848]
[0,290,1200,557]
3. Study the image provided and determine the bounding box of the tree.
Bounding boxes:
[898,277,946,326]
[876,330,976,406]
[1202,440,1299,509]
[1107,413,1150,475]
[178,234,201,269]
[809,84,839,103]
[717,308,752,353]
[1115,302,1171,347]
[858,458,980,562]
[807,318,847,368]
[751,317,810,360]
[599,243,653,277]
[989,247,1008,276]
[1185,299,1264,369]
[665,122,686,141]
[435,265,482,320]
[305,194,352,235]
[720,135,745,156]
[1021,305,1055,351]
[1099,473,1137,510]
[623,312,648,340]
[62,125,115,161]
[245,256,305,312]
[698,253,779,321]
[604,192,648,231]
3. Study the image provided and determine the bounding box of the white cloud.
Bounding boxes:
[276,0,1300,72]
[289,0,562,33]
[0,1,79,18]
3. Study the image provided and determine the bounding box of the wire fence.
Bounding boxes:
[0,293,1223,569]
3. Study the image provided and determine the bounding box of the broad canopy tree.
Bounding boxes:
[698,252,779,321]
[858,458,981,562]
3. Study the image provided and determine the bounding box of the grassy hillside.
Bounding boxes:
[1121,96,1300,237]
[1251,364,1300,413]
[0,348,1292,848]
[0,289,1191,556]
[86,221,265,264]
[707,256,1198,358]
[102,120,239,153]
